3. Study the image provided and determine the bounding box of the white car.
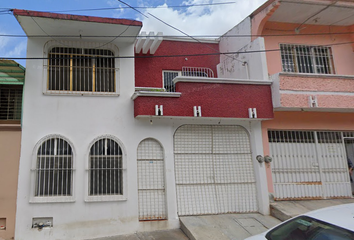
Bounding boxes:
[245,203,354,240]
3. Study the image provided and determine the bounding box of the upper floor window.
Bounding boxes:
[35,137,73,197]
[0,85,22,121]
[163,71,180,92]
[280,44,334,74]
[89,137,123,196]
[48,47,115,93]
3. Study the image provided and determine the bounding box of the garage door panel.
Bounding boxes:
[176,185,218,216]
[274,184,322,200]
[174,125,212,154]
[216,184,258,213]
[324,183,352,198]
[213,126,250,154]
[269,130,352,200]
[175,154,214,184]
[214,154,255,183]
[175,125,257,216]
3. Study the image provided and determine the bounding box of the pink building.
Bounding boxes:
[219,0,354,201]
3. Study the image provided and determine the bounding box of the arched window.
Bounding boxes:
[35,137,73,196]
[89,137,123,195]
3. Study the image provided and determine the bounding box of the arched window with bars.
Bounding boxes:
[35,136,73,197]
[89,137,123,196]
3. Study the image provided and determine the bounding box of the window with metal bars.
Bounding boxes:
[48,47,115,93]
[280,44,334,74]
[35,137,73,197]
[163,71,180,92]
[0,85,22,121]
[89,138,123,196]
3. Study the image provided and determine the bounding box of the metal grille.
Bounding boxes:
[35,137,73,196]
[163,71,179,92]
[0,85,22,121]
[268,130,352,200]
[48,47,115,93]
[280,44,334,74]
[163,67,214,92]
[89,138,123,196]
[137,138,166,221]
[182,67,214,78]
[174,125,257,216]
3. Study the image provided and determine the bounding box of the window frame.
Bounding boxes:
[162,70,181,92]
[30,135,76,203]
[280,43,335,75]
[43,41,120,96]
[0,85,23,123]
[85,135,127,202]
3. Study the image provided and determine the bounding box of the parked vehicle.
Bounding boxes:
[245,203,354,240]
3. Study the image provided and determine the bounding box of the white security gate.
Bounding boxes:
[174,125,258,216]
[268,131,352,200]
[137,138,166,220]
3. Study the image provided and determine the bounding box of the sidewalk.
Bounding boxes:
[270,198,354,221]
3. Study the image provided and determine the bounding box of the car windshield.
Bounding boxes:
[266,216,354,240]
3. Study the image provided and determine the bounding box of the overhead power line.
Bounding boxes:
[1,32,354,39]
[2,41,353,61]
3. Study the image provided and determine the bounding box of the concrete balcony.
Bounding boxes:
[132,77,274,119]
[271,73,354,112]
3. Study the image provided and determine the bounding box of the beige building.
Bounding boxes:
[0,60,24,240]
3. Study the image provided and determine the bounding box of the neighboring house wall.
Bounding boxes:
[262,111,354,194]
[218,18,268,80]
[0,128,21,240]
[262,22,354,76]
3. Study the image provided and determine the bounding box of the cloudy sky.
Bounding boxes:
[0,0,267,66]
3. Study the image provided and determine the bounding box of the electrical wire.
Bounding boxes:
[1,31,354,39]
[2,40,353,60]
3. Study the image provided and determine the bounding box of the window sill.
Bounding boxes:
[43,91,120,97]
[29,196,75,203]
[85,195,127,202]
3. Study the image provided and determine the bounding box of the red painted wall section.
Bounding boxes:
[135,40,220,88]
[134,82,274,118]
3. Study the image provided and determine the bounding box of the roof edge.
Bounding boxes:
[12,9,142,27]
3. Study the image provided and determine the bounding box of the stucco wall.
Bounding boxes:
[262,111,354,193]
[0,128,21,240]
[16,37,270,240]
[262,22,354,76]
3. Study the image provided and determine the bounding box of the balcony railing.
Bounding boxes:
[164,67,214,92]
[182,66,214,78]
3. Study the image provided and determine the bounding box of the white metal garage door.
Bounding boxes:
[137,138,166,221]
[268,131,352,200]
[174,125,258,216]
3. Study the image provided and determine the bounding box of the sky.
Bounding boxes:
[0,0,268,67]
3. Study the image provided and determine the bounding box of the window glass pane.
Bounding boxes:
[266,216,354,240]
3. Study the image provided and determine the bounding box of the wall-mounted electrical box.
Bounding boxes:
[32,217,53,229]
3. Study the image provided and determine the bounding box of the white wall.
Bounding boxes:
[15,37,270,240]
[218,17,269,81]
